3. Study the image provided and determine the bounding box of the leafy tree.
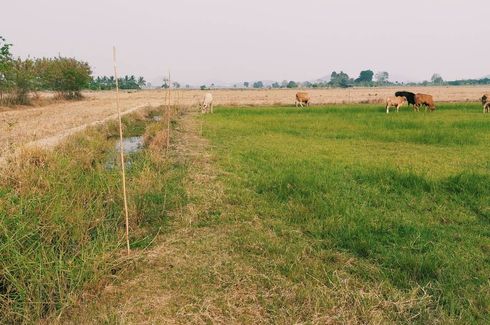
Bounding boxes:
[330,71,350,88]
[118,75,139,89]
[10,58,36,105]
[375,71,389,83]
[0,36,13,99]
[200,85,207,90]
[137,76,146,88]
[431,73,444,84]
[281,80,288,88]
[243,81,249,88]
[287,80,298,88]
[172,82,180,88]
[355,70,374,83]
[253,81,264,88]
[35,57,92,99]
[271,82,280,88]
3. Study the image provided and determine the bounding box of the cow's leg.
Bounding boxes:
[386,104,390,114]
[396,104,400,112]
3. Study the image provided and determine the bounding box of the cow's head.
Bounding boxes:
[199,102,208,113]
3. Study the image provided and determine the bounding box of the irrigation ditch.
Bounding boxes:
[0,104,188,323]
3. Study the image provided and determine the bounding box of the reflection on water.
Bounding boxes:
[115,136,144,153]
[107,136,144,170]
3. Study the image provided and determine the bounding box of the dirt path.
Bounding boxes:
[0,92,168,159]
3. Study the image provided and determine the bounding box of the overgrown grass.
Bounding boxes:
[202,103,490,323]
[0,107,186,323]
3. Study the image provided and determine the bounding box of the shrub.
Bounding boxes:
[36,57,92,99]
[3,58,37,105]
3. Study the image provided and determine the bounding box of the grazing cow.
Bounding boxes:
[414,93,436,111]
[295,92,310,107]
[199,93,213,113]
[395,91,416,107]
[386,96,407,113]
[481,94,489,113]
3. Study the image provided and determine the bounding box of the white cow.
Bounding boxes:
[386,96,407,113]
[200,93,214,113]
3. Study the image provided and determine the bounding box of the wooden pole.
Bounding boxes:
[113,46,131,255]
[166,71,171,149]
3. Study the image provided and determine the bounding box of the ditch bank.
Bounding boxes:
[0,106,187,323]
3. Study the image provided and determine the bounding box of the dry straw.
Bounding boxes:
[112,46,131,255]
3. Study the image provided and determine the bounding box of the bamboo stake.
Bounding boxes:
[166,71,171,149]
[113,46,131,255]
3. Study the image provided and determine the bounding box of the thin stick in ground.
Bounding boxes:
[113,46,131,255]
[166,71,171,150]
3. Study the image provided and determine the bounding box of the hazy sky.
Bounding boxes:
[2,0,489,85]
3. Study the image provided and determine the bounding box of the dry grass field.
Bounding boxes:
[0,86,488,159]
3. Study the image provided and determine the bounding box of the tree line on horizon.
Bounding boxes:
[89,75,147,90]
[201,70,490,90]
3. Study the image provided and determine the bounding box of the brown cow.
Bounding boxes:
[386,96,407,113]
[481,94,489,113]
[295,92,310,107]
[414,93,436,112]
